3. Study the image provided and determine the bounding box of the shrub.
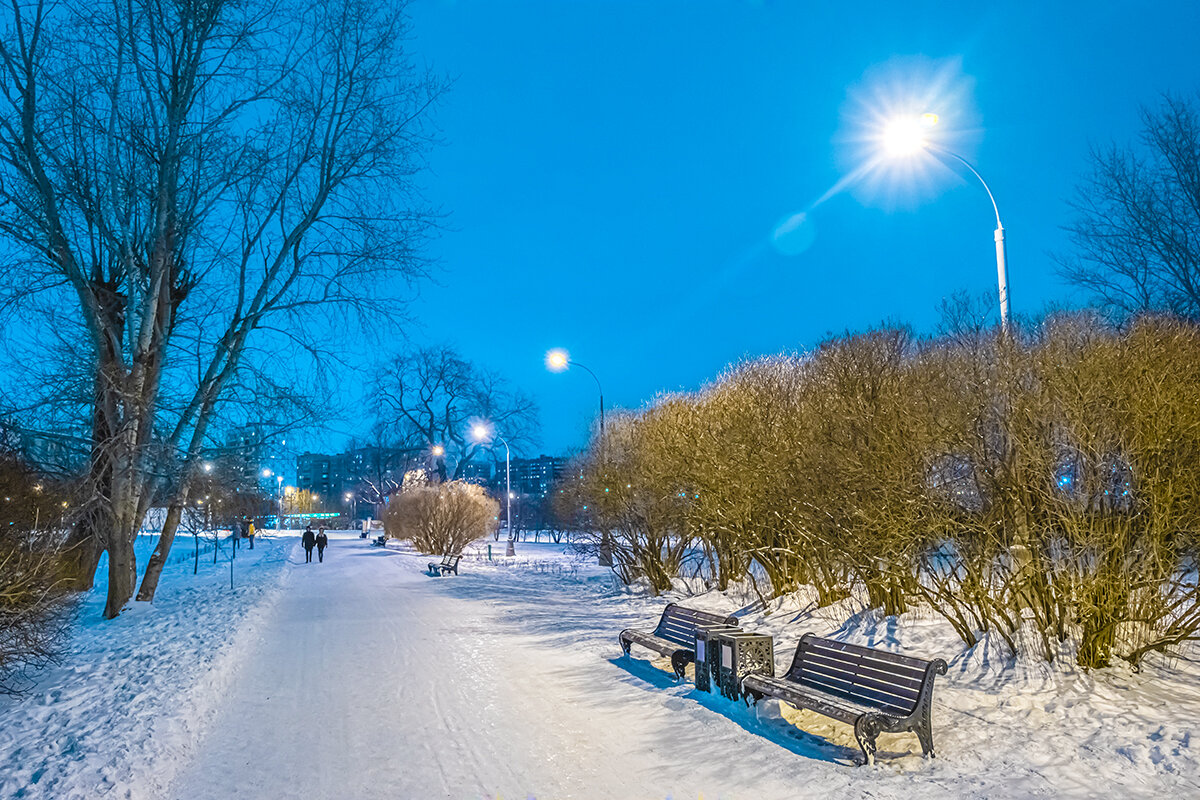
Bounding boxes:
[383,481,498,555]
[1,532,68,695]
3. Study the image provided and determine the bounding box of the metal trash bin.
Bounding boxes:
[693,624,741,693]
[713,631,775,700]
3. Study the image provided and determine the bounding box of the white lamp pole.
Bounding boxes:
[500,435,511,537]
[930,146,1010,333]
[471,424,512,539]
[883,114,1011,334]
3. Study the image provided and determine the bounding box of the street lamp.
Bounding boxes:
[546,348,605,440]
[547,348,612,565]
[471,423,511,539]
[881,112,1011,333]
[276,475,284,532]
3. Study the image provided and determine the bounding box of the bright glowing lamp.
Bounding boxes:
[882,112,938,157]
[471,424,490,442]
[546,348,569,372]
[431,444,445,456]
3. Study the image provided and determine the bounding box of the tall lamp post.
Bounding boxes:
[882,113,1011,333]
[472,423,512,542]
[546,348,612,566]
[546,349,605,441]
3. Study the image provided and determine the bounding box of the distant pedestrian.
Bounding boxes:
[302,525,316,563]
[316,529,328,563]
[247,519,256,550]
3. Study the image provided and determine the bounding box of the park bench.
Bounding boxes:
[619,603,740,678]
[741,633,948,766]
[370,535,387,547]
[427,553,462,576]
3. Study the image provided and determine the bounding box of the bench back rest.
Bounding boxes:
[651,603,740,647]
[443,554,461,565]
[785,634,935,717]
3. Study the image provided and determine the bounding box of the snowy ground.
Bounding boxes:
[2,533,1200,799]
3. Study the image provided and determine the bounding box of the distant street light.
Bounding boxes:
[881,112,1011,333]
[546,348,611,565]
[546,348,605,439]
[471,423,512,540]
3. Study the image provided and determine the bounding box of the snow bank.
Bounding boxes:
[0,533,295,799]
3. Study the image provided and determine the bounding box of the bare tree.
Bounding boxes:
[0,0,440,617]
[1057,95,1200,320]
[374,345,539,480]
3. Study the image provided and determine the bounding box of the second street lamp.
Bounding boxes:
[881,112,1011,334]
[546,348,612,566]
[546,348,605,442]
[472,423,511,541]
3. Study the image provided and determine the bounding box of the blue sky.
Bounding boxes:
[401,0,1200,455]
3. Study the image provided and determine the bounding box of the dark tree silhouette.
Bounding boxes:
[1057,95,1200,320]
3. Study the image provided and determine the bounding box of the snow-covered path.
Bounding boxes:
[169,540,744,797]
[168,537,634,798]
[168,537,866,799]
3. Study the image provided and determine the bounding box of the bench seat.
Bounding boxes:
[742,633,947,765]
[619,603,739,678]
[427,554,462,575]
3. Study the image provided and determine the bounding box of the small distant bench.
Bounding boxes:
[742,633,948,765]
[427,553,462,576]
[370,535,387,547]
[619,603,739,678]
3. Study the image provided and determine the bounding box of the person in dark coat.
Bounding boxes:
[315,529,328,562]
[302,525,316,563]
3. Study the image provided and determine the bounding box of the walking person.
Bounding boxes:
[302,524,316,563]
[316,528,328,563]
[247,518,256,550]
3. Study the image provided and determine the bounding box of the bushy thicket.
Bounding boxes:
[0,455,70,693]
[383,480,498,555]
[558,314,1200,669]
[1,532,68,694]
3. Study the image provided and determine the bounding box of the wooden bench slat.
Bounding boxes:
[805,639,930,671]
[796,670,918,715]
[803,639,929,673]
[797,646,927,684]
[796,658,922,706]
[793,652,925,696]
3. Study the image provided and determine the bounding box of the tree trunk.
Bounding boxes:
[58,521,102,591]
[136,502,185,602]
[103,530,138,619]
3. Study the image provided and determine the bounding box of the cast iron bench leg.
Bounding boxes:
[670,650,691,679]
[915,718,935,758]
[854,715,882,767]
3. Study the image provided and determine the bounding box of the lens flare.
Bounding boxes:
[836,55,982,210]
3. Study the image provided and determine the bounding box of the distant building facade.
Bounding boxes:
[499,455,569,498]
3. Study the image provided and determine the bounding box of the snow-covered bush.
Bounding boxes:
[384,481,498,555]
[561,312,1200,670]
[1,531,68,694]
